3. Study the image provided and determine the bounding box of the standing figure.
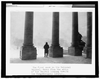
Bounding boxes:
[44,42,49,57]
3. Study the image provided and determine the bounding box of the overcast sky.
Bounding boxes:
[10,12,87,48]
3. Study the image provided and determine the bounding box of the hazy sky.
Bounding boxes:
[10,12,87,48]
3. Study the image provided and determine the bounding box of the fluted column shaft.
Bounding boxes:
[24,12,33,46]
[52,12,59,46]
[71,12,78,47]
[87,12,92,47]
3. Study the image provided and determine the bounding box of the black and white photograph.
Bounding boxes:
[10,11,92,64]
[1,1,99,78]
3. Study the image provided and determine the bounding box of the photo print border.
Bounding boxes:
[1,1,99,78]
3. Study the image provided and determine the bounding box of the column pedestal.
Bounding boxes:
[49,46,63,57]
[84,47,91,58]
[20,45,37,60]
[68,47,82,56]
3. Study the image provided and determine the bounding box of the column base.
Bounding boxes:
[84,47,92,59]
[68,47,82,56]
[20,45,37,60]
[49,46,63,58]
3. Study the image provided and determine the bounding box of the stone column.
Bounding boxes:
[71,12,78,47]
[85,12,92,58]
[20,12,37,60]
[68,12,82,56]
[49,12,63,57]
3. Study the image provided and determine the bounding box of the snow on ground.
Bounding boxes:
[10,47,91,64]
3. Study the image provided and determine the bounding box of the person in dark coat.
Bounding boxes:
[44,42,49,57]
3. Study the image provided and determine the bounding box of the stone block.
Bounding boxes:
[68,47,75,55]
[75,47,82,56]
[20,45,37,60]
[84,47,92,58]
[49,46,63,58]
[68,47,82,56]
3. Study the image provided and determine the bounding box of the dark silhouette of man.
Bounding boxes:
[44,42,49,57]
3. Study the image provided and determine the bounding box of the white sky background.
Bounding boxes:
[10,12,87,49]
